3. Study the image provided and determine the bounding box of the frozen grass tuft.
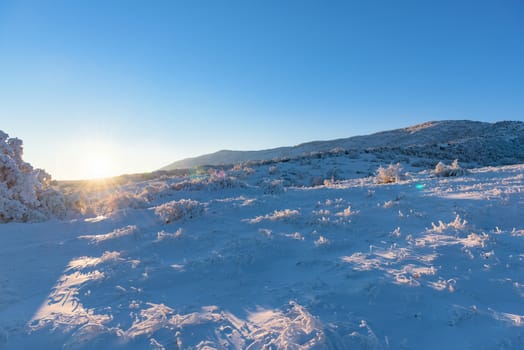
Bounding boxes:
[248,209,300,224]
[156,228,183,241]
[375,163,403,184]
[430,214,467,233]
[79,225,139,243]
[154,199,205,224]
[434,159,467,177]
[171,175,245,192]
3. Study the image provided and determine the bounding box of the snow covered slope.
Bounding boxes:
[1,159,524,349]
[161,120,524,170]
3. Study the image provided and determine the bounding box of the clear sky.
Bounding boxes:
[1,0,523,180]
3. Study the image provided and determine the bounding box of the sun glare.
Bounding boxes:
[86,155,113,179]
[83,143,116,180]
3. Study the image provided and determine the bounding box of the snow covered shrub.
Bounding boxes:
[156,228,183,241]
[234,166,254,177]
[38,188,67,217]
[314,235,330,247]
[429,214,467,233]
[171,178,205,191]
[171,175,245,192]
[103,192,147,213]
[154,199,204,223]
[434,159,466,177]
[260,179,285,194]
[0,130,68,222]
[247,209,300,224]
[375,163,403,184]
[138,182,170,201]
[335,206,359,217]
[79,225,139,243]
[206,175,245,191]
[329,147,346,155]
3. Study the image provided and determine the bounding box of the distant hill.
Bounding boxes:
[160,120,524,170]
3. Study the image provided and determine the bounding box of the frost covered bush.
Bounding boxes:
[154,199,204,223]
[156,228,183,241]
[434,159,466,177]
[248,209,300,224]
[171,175,245,192]
[138,182,170,201]
[430,214,468,233]
[329,147,346,155]
[206,175,245,191]
[375,163,403,184]
[0,130,67,222]
[171,178,206,191]
[314,235,330,247]
[65,180,175,216]
[232,165,254,177]
[103,192,147,212]
[260,179,285,194]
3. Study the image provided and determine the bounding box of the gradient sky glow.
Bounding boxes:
[1,0,523,180]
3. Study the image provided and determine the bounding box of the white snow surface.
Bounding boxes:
[1,156,524,348]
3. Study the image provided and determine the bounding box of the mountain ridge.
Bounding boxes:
[160,120,524,170]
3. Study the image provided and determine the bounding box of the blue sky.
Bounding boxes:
[1,0,523,180]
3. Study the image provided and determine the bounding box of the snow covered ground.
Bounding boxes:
[1,161,523,349]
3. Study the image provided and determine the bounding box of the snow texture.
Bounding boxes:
[1,121,524,349]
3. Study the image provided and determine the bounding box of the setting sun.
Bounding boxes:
[82,142,116,180]
[86,154,114,179]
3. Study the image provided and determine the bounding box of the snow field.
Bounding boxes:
[0,163,523,349]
